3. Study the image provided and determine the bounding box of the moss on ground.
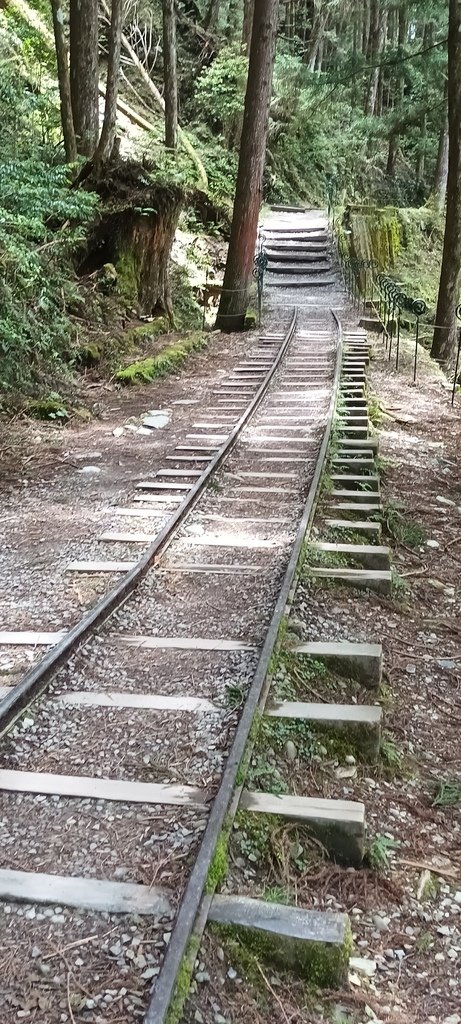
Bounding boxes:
[116,331,207,383]
[212,916,353,988]
[165,933,201,1024]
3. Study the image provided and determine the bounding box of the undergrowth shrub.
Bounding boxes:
[0,17,98,394]
[0,160,97,392]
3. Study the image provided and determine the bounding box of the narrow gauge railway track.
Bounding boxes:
[0,210,341,1024]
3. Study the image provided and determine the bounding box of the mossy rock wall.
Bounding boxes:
[343,205,401,292]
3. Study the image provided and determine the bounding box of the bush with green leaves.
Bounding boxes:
[195,47,247,149]
[0,18,98,394]
[0,159,98,392]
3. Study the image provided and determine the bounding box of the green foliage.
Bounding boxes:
[381,733,403,773]
[26,393,69,421]
[0,158,97,391]
[433,780,461,807]
[367,834,400,871]
[195,47,247,149]
[0,22,98,394]
[382,499,426,548]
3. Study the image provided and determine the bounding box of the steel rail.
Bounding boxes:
[145,310,343,1024]
[0,308,298,736]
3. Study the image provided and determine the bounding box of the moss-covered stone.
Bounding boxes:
[115,332,207,384]
[74,343,101,368]
[245,310,258,329]
[26,396,69,421]
[210,906,353,988]
[125,319,169,345]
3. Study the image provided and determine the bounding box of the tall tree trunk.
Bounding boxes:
[432,0,461,367]
[69,0,99,156]
[365,6,387,115]
[362,0,371,56]
[204,0,221,31]
[216,0,279,332]
[242,0,254,53]
[416,113,427,183]
[50,0,77,162]
[433,93,449,212]
[162,0,178,149]
[96,0,123,163]
[386,131,399,176]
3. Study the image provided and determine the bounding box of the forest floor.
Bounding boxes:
[183,330,461,1024]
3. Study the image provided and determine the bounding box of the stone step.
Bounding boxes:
[335,450,374,460]
[240,790,365,866]
[266,277,336,288]
[337,426,369,440]
[339,404,369,412]
[293,640,382,688]
[264,250,328,263]
[266,700,382,761]
[327,502,381,514]
[330,489,380,503]
[323,518,382,539]
[331,458,375,470]
[267,262,332,275]
[330,475,379,492]
[208,895,351,986]
[311,541,390,569]
[340,415,369,427]
[309,567,391,595]
[341,437,379,453]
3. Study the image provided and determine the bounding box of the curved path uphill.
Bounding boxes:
[0,209,346,1023]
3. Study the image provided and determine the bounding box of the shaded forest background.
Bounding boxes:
[0,0,453,400]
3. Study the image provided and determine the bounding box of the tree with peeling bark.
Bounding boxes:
[216,0,279,332]
[69,0,99,156]
[163,0,179,150]
[432,0,461,367]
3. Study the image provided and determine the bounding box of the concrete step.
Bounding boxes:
[310,566,391,596]
[330,475,379,492]
[341,437,378,453]
[327,502,381,515]
[311,541,389,569]
[240,790,365,866]
[267,262,332,275]
[266,277,336,288]
[337,427,369,440]
[331,458,375,470]
[340,415,369,427]
[266,700,382,761]
[330,489,380,503]
[208,895,351,986]
[264,250,328,263]
[323,519,382,540]
[293,640,382,688]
